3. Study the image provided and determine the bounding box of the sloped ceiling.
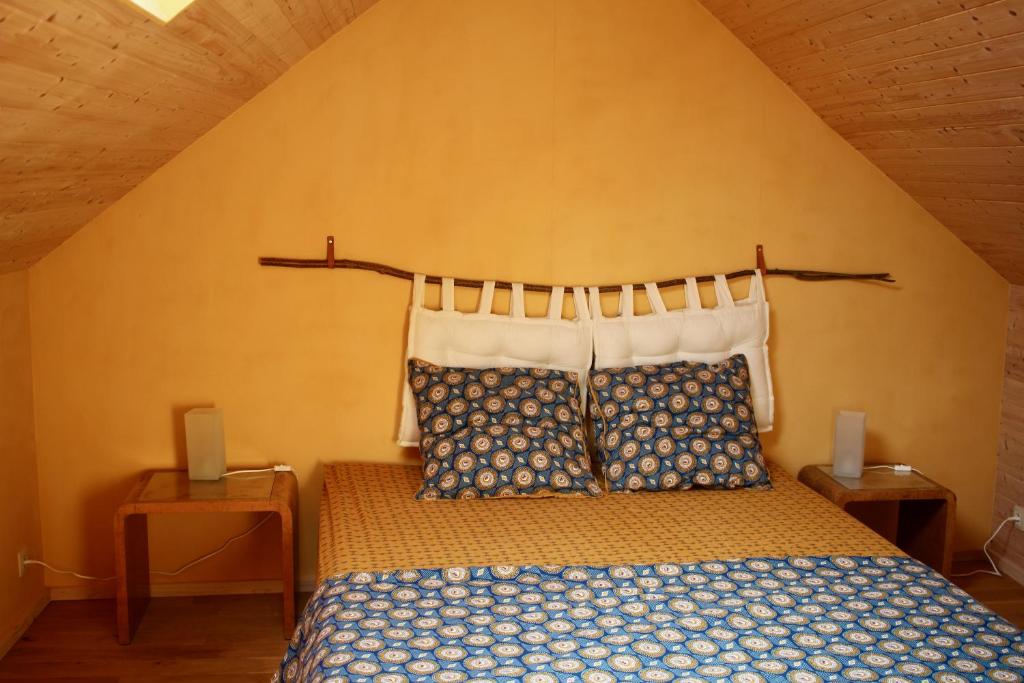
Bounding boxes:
[1,0,1021,282]
[0,0,377,273]
[698,0,1024,283]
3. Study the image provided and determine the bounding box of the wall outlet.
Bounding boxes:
[1015,506,1024,531]
[17,549,28,578]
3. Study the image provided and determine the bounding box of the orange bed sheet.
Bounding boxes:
[317,461,900,581]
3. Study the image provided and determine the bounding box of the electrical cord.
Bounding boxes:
[863,464,926,476]
[150,514,274,576]
[951,515,1020,578]
[22,560,115,582]
[23,513,274,582]
[861,465,1021,579]
[220,468,275,478]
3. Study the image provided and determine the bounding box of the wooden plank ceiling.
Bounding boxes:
[0,0,377,273]
[1,1,1021,281]
[699,0,1024,283]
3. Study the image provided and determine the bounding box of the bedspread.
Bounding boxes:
[276,555,1024,683]
[316,463,899,581]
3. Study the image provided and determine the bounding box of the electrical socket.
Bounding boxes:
[1016,506,1024,531]
[17,549,28,578]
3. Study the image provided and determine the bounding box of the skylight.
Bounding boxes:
[128,0,196,22]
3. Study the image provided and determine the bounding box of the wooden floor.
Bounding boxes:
[0,569,1022,682]
[0,594,295,682]
[952,561,1024,629]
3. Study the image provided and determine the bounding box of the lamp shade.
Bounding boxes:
[184,408,226,481]
[832,410,866,478]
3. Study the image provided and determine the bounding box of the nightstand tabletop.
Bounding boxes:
[118,469,293,515]
[801,464,953,502]
[139,471,274,503]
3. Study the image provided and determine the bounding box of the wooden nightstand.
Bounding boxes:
[114,469,298,644]
[798,465,955,577]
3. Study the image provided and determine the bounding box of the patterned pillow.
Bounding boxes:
[589,355,771,492]
[408,360,602,499]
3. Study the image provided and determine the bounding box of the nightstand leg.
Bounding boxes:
[845,501,899,542]
[114,512,150,644]
[898,498,955,577]
[279,509,297,638]
[941,497,955,577]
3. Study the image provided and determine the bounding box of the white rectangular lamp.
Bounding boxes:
[184,408,226,481]
[832,410,866,478]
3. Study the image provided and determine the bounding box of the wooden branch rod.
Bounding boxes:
[258,239,895,292]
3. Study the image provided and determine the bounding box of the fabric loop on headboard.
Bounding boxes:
[441,277,455,311]
[714,274,735,307]
[684,277,702,310]
[644,282,668,314]
[411,273,426,307]
[587,286,603,322]
[620,284,634,318]
[750,270,766,301]
[547,286,565,320]
[573,287,590,322]
[510,283,526,318]
[478,280,495,314]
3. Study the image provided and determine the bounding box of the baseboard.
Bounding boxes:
[50,577,319,601]
[995,555,1024,586]
[954,549,1024,586]
[0,591,50,659]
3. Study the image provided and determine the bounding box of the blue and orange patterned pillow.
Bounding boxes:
[408,359,602,499]
[589,355,771,492]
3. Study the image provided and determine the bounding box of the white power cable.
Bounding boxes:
[23,514,274,582]
[859,466,1021,580]
[863,464,926,476]
[220,468,275,478]
[22,560,115,582]
[151,514,274,576]
[951,515,1020,579]
[221,464,292,478]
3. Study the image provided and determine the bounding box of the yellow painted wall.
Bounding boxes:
[28,0,1008,593]
[0,271,46,651]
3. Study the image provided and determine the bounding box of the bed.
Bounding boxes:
[275,462,1024,682]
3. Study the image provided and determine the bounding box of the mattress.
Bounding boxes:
[275,462,1024,683]
[316,461,900,581]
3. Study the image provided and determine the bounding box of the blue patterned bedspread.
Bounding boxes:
[275,556,1024,682]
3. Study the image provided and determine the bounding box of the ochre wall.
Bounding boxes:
[0,271,46,651]
[28,0,1008,593]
